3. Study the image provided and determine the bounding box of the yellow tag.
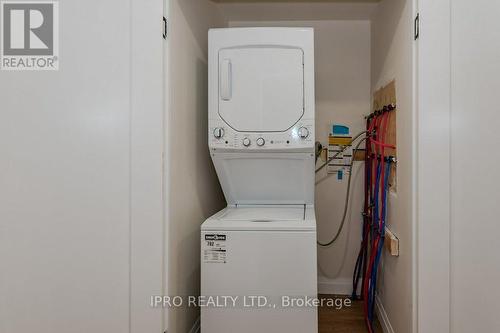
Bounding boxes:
[328,136,352,146]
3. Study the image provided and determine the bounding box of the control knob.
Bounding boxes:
[298,127,309,139]
[213,127,224,139]
[256,137,265,146]
[242,137,251,147]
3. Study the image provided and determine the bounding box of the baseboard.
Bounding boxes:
[318,277,357,295]
[188,317,200,333]
[375,296,395,333]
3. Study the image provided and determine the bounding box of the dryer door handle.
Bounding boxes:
[220,59,232,101]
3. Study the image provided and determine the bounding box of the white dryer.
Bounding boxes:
[201,27,317,333]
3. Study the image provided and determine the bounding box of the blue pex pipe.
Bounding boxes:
[367,160,382,322]
[368,161,392,322]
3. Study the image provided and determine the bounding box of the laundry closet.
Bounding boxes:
[166,0,415,332]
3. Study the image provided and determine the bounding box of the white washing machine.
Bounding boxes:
[201,28,317,333]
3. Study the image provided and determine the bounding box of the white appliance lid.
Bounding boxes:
[211,152,315,205]
[201,205,316,231]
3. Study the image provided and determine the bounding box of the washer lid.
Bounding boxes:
[201,205,317,231]
[218,46,304,132]
[211,152,315,205]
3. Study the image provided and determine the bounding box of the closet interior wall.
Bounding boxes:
[370,1,414,332]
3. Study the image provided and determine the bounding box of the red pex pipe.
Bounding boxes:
[360,116,374,297]
[370,139,395,149]
[378,111,390,227]
[370,115,381,201]
[363,114,383,332]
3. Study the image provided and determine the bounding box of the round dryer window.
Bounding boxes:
[218,46,304,132]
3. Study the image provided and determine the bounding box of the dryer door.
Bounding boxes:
[218,46,304,132]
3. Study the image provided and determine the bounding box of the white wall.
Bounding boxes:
[219,1,377,21]
[313,21,371,295]
[0,1,164,332]
[450,1,500,331]
[371,0,414,332]
[165,1,226,332]
[227,18,371,295]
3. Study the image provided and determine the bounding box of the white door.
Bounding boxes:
[418,1,500,332]
[448,1,500,332]
[218,47,304,132]
[0,1,164,332]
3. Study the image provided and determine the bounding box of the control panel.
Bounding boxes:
[209,119,314,150]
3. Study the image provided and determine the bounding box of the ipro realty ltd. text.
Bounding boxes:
[150,295,351,309]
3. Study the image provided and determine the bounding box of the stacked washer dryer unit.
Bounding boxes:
[201,28,317,333]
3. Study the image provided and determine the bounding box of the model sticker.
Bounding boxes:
[203,234,227,264]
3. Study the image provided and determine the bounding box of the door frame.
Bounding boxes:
[130,0,165,331]
[162,0,171,331]
[416,1,451,332]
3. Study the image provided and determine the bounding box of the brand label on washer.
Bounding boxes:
[203,234,227,264]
